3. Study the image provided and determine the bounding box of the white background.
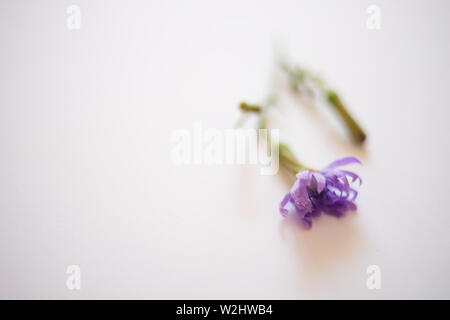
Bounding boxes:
[0,0,449,299]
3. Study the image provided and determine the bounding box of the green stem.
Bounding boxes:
[281,63,367,144]
[278,143,309,175]
[326,90,367,144]
[239,102,262,113]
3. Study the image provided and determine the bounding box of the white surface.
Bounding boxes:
[1,0,449,299]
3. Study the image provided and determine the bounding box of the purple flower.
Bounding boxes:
[279,156,362,228]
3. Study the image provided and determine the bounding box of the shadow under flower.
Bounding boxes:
[279,210,368,295]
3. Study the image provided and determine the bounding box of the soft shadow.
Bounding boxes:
[279,210,368,293]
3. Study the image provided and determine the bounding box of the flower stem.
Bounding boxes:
[280,62,367,144]
[326,90,367,144]
[279,143,309,175]
[239,102,262,113]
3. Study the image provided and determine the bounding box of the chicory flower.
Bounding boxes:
[279,156,361,228]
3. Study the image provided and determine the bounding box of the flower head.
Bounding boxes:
[279,156,361,228]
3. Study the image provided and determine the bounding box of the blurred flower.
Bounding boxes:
[279,156,361,228]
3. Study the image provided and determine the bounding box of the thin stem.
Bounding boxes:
[278,143,309,175]
[326,90,367,144]
[239,102,262,113]
[281,63,367,144]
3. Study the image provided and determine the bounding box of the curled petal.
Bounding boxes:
[295,170,311,180]
[324,156,361,170]
[312,172,326,193]
[335,171,350,189]
[291,171,313,214]
[347,188,358,201]
[279,192,291,217]
[340,170,362,185]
